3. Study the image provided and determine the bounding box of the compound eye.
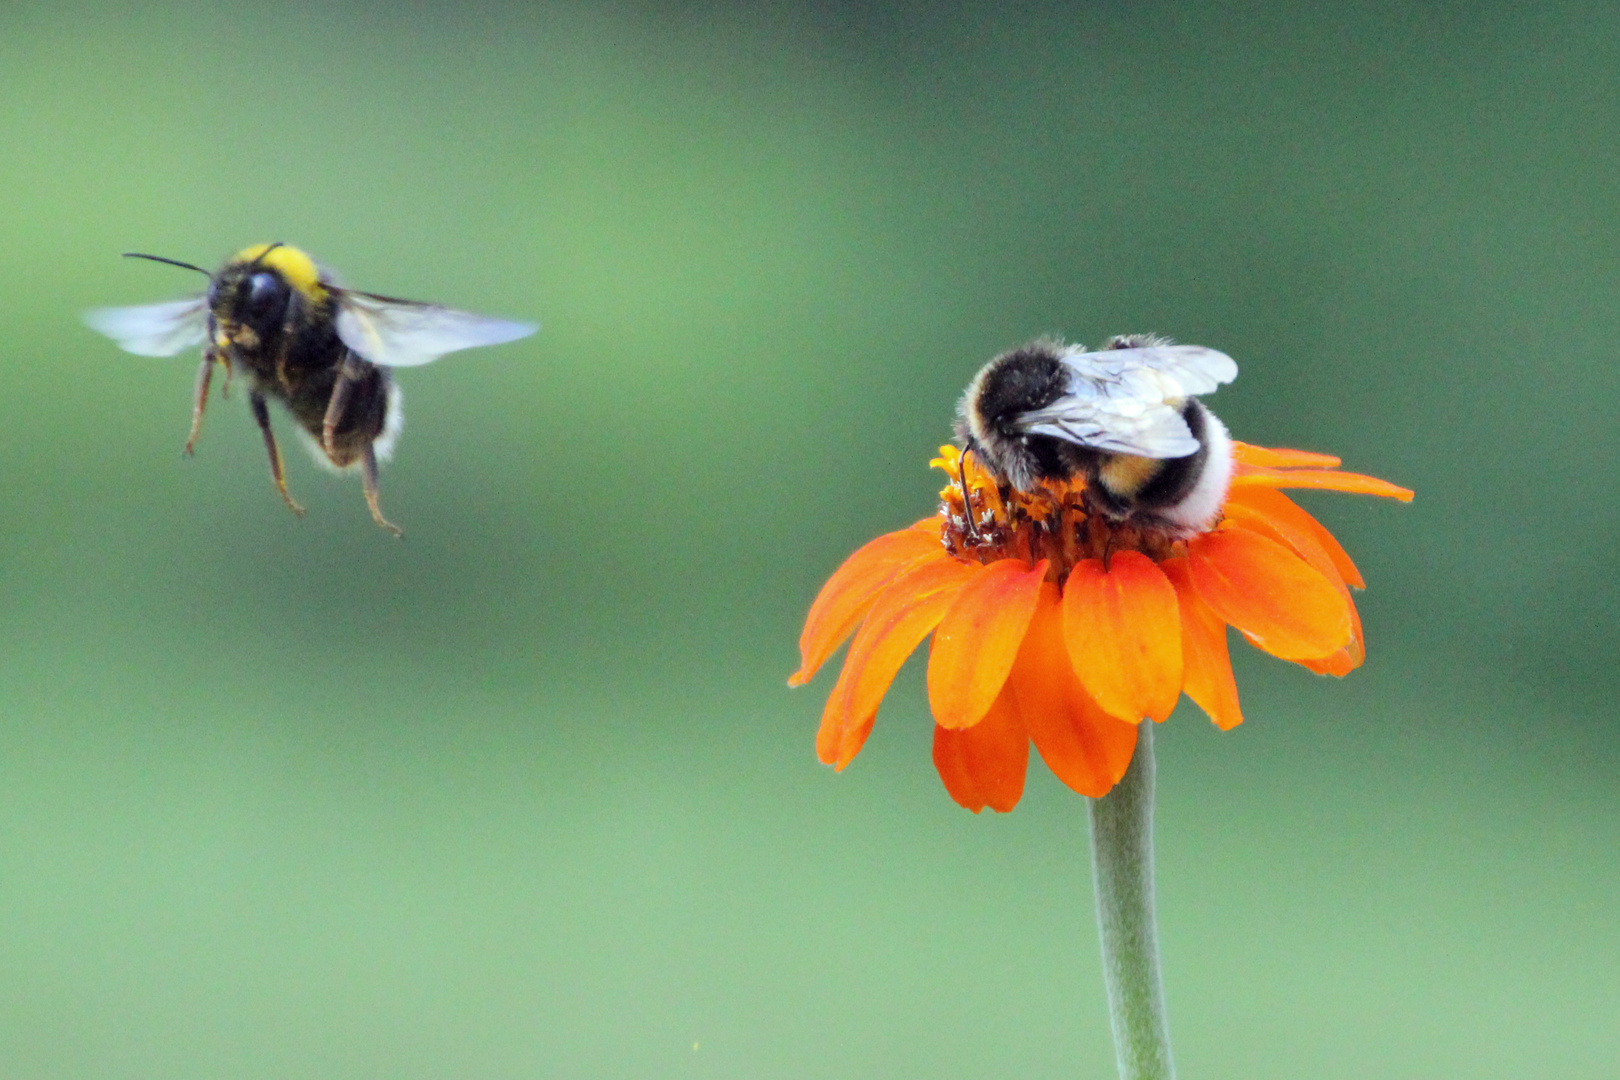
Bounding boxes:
[247,272,283,312]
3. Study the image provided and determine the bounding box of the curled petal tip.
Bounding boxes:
[1233,465,1414,502]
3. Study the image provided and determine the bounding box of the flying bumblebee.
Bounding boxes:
[84,243,537,535]
[956,334,1237,535]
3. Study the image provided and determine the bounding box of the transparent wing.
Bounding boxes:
[1060,344,1238,399]
[334,290,537,368]
[1017,344,1237,458]
[82,298,208,357]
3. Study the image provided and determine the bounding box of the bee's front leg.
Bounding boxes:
[184,350,223,456]
[321,354,364,463]
[249,390,305,518]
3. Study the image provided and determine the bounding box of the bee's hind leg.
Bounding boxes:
[322,355,362,463]
[249,390,305,518]
[360,444,403,538]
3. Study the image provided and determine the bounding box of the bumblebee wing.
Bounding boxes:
[1074,344,1238,397]
[1018,345,1238,458]
[82,298,208,357]
[334,289,538,368]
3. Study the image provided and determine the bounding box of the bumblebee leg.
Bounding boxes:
[360,444,403,537]
[958,440,981,541]
[249,390,305,517]
[322,355,362,463]
[184,353,217,456]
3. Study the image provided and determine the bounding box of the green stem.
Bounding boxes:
[1089,720,1176,1080]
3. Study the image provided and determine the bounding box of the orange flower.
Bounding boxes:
[791,441,1412,812]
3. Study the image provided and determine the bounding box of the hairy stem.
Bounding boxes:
[1089,721,1175,1080]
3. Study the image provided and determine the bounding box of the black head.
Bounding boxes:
[206,253,293,339]
[955,338,1089,492]
[964,341,1070,437]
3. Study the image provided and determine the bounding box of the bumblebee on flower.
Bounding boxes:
[792,335,1412,813]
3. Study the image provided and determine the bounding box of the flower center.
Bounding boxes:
[933,446,1183,579]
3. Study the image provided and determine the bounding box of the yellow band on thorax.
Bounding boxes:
[232,243,324,299]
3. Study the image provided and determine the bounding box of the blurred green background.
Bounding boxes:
[1,0,1616,1076]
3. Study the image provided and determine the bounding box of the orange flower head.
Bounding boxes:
[791,437,1412,813]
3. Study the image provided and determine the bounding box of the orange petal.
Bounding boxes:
[1220,500,1367,675]
[1010,583,1138,796]
[1230,466,1414,501]
[1187,528,1350,661]
[1295,588,1365,676]
[818,710,877,772]
[931,686,1030,813]
[927,559,1048,730]
[1296,638,1358,676]
[1223,485,1363,589]
[1062,553,1183,723]
[1160,557,1243,730]
[1235,593,1364,674]
[791,519,945,686]
[816,556,978,769]
[1231,443,1342,468]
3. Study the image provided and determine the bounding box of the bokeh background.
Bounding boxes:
[1,1,1616,1076]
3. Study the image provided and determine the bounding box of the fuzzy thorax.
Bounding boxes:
[231,243,325,300]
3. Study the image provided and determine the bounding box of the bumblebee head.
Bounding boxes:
[207,243,326,345]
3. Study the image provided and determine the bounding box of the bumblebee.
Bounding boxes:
[956,334,1238,534]
[84,243,537,535]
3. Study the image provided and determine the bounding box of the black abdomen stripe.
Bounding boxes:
[1131,399,1210,512]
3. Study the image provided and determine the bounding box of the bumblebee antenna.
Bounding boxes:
[122,253,212,276]
[959,439,982,542]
